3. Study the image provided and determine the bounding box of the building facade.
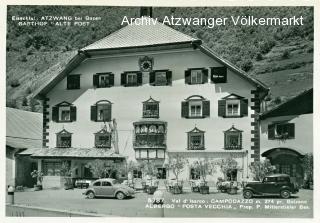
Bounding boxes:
[260,89,313,185]
[6,108,42,187]
[32,17,268,187]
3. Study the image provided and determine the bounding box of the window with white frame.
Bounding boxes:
[190,69,203,84]
[99,74,110,87]
[189,101,202,117]
[127,73,137,85]
[59,107,71,121]
[226,100,240,116]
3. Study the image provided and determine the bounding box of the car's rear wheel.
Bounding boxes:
[87,191,95,199]
[243,190,253,199]
[280,190,291,199]
[116,192,125,200]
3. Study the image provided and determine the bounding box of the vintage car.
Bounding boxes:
[243,174,299,199]
[83,178,135,200]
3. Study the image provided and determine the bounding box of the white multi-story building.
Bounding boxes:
[29,13,269,187]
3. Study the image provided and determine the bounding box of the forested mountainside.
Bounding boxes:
[6,6,313,112]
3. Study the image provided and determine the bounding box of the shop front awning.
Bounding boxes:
[18,147,125,159]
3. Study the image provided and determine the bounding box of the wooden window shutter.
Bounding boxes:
[137,72,143,85]
[109,73,114,86]
[91,105,97,121]
[70,106,77,121]
[202,100,210,117]
[149,71,155,85]
[121,73,126,86]
[93,74,99,87]
[240,99,248,117]
[268,124,275,139]
[105,103,112,122]
[218,100,226,117]
[181,101,189,118]
[185,70,191,84]
[202,69,208,84]
[288,123,295,138]
[166,71,172,85]
[52,106,59,122]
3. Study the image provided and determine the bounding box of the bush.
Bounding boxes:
[22,97,28,106]
[240,60,253,72]
[26,86,33,94]
[249,160,275,181]
[282,50,290,59]
[19,55,27,62]
[274,96,282,105]
[258,39,276,54]
[10,78,20,87]
[255,53,263,61]
[6,99,17,108]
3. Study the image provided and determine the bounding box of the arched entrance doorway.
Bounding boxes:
[262,148,305,186]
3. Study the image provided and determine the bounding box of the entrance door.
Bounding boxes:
[83,166,93,178]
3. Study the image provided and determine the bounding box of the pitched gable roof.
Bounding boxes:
[260,88,313,120]
[6,107,42,149]
[82,17,197,51]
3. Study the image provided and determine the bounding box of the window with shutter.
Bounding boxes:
[224,125,242,150]
[94,127,111,148]
[190,69,202,84]
[211,67,227,83]
[219,94,247,118]
[150,70,172,86]
[182,95,209,118]
[271,123,295,140]
[67,75,80,89]
[185,68,208,85]
[52,101,75,123]
[187,127,205,150]
[56,129,72,148]
[94,73,114,88]
[142,97,159,118]
[92,100,112,122]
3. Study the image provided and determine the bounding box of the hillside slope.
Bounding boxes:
[6,6,313,112]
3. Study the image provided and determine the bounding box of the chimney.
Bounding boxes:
[140,7,153,17]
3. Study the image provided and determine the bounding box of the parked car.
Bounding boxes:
[75,179,95,189]
[83,178,135,200]
[243,174,299,199]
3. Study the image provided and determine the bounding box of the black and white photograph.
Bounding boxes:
[3,1,317,221]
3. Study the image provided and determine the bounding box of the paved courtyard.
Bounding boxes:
[7,188,313,218]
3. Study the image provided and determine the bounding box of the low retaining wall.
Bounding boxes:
[6,204,110,217]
